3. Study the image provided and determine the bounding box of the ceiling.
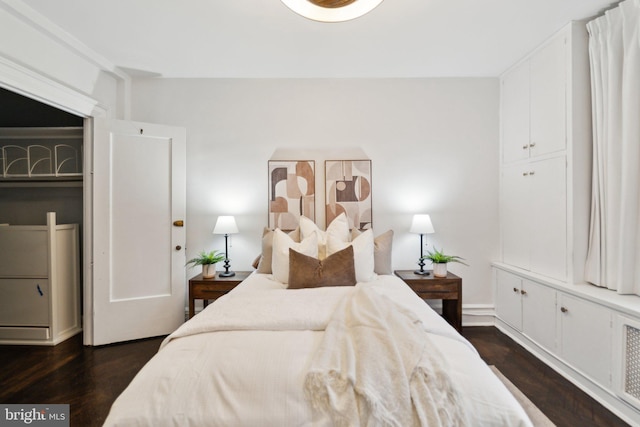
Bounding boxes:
[22,0,616,78]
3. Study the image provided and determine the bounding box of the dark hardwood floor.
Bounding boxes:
[0,327,631,426]
[463,327,630,427]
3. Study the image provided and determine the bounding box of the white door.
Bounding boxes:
[501,163,531,270]
[91,118,186,345]
[559,294,612,387]
[494,269,523,331]
[501,59,530,163]
[530,32,566,157]
[521,279,557,352]
[528,156,567,280]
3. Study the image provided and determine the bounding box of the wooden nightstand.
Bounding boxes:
[394,270,463,332]
[188,271,251,318]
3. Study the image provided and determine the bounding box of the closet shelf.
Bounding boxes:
[0,127,83,181]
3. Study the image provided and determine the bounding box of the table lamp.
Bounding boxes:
[213,215,239,277]
[410,214,435,275]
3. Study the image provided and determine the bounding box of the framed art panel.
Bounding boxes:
[268,160,315,230]
[325,160,372,230]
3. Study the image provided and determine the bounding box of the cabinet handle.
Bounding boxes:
[520,289,527,295]
[176,245,182,251]
[522,172,529,176]
[522,144,529,150]
[513,287,519,293]
[173,220,184,227]
[529,171,535,175]
[560,307,568,313]
[529,142,536,148]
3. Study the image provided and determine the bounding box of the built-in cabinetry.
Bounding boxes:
[494,266,639,423]
[500,21,591,284]
[496,21,640,424]
[495,269,556,352]
[0,212,81,345]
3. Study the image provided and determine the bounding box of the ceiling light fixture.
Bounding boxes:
[281,0,383,22]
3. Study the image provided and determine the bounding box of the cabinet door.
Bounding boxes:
[529,156,567,280]
[559,294,612,387]
[501,163,531,270]
[530,33,567,157]
[522,279,557,352]
[501,60,530,163]
[495,269,523,330]
[0,279,49,326]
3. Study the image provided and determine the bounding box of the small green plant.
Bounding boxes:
[422,247,468,265]
[186,250,225,267]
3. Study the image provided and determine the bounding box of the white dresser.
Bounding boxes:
[0,212,81,345]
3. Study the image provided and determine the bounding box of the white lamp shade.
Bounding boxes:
[213,216,239,234]
[410,214,435,234]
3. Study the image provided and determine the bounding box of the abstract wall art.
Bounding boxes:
[325,160,372,231]
[268,160,315,230]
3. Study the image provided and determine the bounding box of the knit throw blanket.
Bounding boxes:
[304,285,468,427]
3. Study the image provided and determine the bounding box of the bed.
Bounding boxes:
[104,215,533,426]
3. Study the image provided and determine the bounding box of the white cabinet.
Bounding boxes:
[522,278,557,352]
[501,157,567,280]
[0,212,81,345]
[501,60,530,163]
[495,269,523,330]
[495,269,557,352]
[559,293,612,388]
[494,264,640,423]
[500,22,591,284]
[501,32,567,164]
[529,33,567,158]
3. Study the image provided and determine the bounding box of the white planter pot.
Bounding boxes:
[433,263,448,277]
[202,263,217,279]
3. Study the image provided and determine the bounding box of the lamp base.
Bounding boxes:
[413,269,431,276]
[219,271,235,277]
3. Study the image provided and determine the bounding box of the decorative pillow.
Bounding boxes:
[256,226,300,274]
[272,228,318,284]
[327,229,375,283]
[288,246,356,289]
[300,213,349,259]
[352,229,394,275]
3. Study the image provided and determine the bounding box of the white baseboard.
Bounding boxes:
[462,304,496,327]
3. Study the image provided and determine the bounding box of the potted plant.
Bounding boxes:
[422,247,468,277]
[186,250,226,278]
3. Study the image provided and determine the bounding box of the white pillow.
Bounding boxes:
[300,213,350,259]
[352,228,394,275]
[272,228,318,284]
[326,228,375,283]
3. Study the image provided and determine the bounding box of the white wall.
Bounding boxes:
[131,78,499,307]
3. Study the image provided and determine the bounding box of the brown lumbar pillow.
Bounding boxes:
[287,245,356,289]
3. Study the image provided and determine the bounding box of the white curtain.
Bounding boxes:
[585,0,640,295]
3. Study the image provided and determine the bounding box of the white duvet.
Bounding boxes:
[104,274,533,427]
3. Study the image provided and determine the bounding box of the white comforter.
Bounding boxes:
[104,274,533,427]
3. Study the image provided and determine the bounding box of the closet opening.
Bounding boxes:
[0,87,84,345]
